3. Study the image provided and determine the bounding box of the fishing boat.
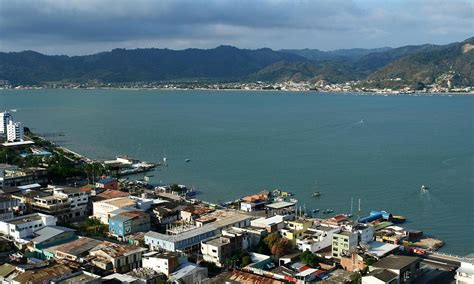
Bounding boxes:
[312,208,319,213]
[312,192,321,197]
[185,159,191,163]
[322,209,334,214]
[392,215,406,223]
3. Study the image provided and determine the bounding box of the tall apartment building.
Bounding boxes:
[6,120,24,142]
[0,111,11,134]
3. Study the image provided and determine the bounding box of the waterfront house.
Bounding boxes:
[240,191,270,212]
[109,209,151,238]
[265,201,296,217]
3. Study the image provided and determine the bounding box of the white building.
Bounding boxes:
[297,225,341,253]
[455,259,474,284]
[0,111,11,134]
[92,197,137,224]
[142,251,183,276]
[0,213,57,243]
[51,186,91,219]
[6,120,24,142]
[250,215,288,233]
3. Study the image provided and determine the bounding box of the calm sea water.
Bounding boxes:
[0,89,472,255]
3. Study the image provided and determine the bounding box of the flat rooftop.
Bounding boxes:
[99,197,136,208]
[5,213,43,225]
[266,201,295,209]
[372,254,421,270]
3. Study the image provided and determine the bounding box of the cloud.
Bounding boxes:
[0,0,472,54]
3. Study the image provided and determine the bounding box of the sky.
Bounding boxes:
[0,0,472,55]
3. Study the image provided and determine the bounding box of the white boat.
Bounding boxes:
[420,185,429,192]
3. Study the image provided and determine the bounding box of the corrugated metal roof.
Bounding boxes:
[0,263,16,278]
[31,226,76,244]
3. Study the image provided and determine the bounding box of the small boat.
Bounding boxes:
[312,209,320,213]
[420,185,429,192]
[323,209,334,214]
[185,159,191,163]
[392,215,406,223]
[312,192,321,197]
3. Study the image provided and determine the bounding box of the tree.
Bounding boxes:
[264,232,281,249]
[300,250,320,267]
[271,238,291,257]
[241,255,252,267]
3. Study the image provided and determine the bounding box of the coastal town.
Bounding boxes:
[1,79,473,95]
[0,110,472,284]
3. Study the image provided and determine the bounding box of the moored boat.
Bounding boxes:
[392,215,406,223]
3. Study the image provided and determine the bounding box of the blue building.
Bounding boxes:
[109,210,150,238]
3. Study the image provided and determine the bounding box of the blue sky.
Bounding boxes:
[0,0,472,55]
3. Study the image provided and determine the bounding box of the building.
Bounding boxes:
[265,201,296,217]
[30,194,71,222]
[6,120,24,142]
[455,259,474,284]
[368,255,422,284]
[92,197,137,224]
[362,269,398,284]
[28,225,76,259]
[240,192,269,212]
[224,226,267,247]
[168,263,208,284]
[201,234,244,267]
[332,231,358,259]
[280,220,312,244]
[9,264,73,284]
[0,196,18,220]
[180,206,214,223]
[0,166,47,189]
[50,237,102,262]
[146,226,218,252]
[142,251,182,276]
[341,252,367,272]
[250,215,288,233]
[95,177,118,191]
[297,225,341,253]
[50,271,102,284]
[0,111,11,134]
[89,241,147,273]
[109,210,151,238]
[52,186,91,220]
[0,213,57,243]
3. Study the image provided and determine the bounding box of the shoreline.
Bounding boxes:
[1,87,473,96]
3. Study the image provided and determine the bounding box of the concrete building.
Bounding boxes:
[93,197,137,224]
[368,255,422,284]
[52,186,91,220]
[240,192,269,212]
[281,219,312,244]
[455,259,474,284]
[49,236,102,262]
[0,213,57,243]
[297,225,341,253]
[250,215,287,233]
[265,201,296,216]
[332,231,358,259]
[0,111,12,134]
[142,251,182,276]
[28,226,77,259]
[95,177,118,191]
[89,241,147,273]
[201,234,244,267]
[6,120,23,142]
[109,210,151,238]
[362,269,398,284]
[0,196,18,221]
[0,166,47,189]
[168,263,208,284]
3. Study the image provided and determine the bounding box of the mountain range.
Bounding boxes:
[0,37,472,87]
